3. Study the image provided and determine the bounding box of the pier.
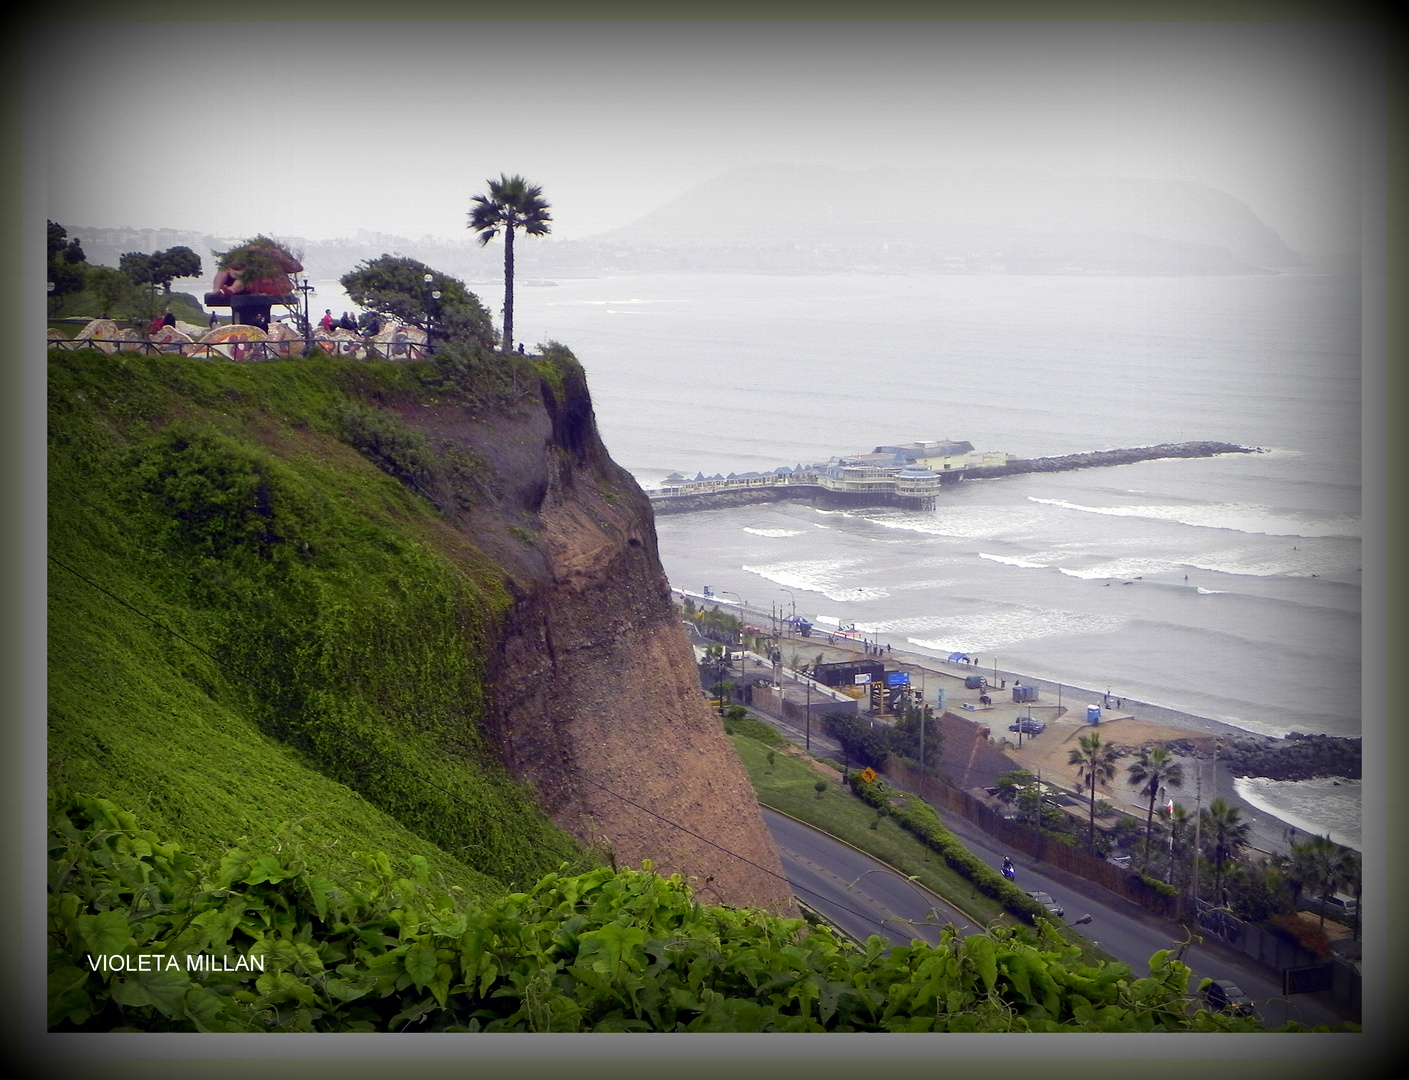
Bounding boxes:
[649,441,1258,515]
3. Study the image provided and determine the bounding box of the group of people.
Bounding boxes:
[317,309,384,338]
[145,308,177,335]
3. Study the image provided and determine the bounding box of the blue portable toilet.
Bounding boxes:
[1087,705,1101,724]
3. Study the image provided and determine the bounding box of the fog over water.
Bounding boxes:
[32,15,1381,856]
[512,270,1364,846]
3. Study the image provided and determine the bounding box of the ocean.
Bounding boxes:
[508,270,1364,849]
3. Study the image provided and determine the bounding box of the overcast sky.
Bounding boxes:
[35,19,1375,263]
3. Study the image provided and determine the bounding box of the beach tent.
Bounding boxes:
[947,652,970,662]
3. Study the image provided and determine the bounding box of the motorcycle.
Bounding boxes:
[1002,862,1016,882]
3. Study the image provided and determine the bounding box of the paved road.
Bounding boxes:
[925,801,1355,1029]
[767,803,1351,1028]
[762,808,980,950]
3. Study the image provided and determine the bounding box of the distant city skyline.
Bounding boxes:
[33,19,1375,265]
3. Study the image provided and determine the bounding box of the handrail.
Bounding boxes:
[47,336,432,361]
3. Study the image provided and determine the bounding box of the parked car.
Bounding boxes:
[1008,718,1046,735]
[1202,979,1256,1019]
[964,674,987,690]
[1025,890,1064,917]
[1314,892,1358,919]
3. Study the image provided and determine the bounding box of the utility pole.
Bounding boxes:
[805,682,812,751]
[1193,765,1203,915]
[919,702,925,773]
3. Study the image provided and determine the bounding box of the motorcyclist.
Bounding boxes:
[1002,856,1015,879]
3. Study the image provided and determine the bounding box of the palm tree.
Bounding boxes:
[1068,731,1120,855]
[468,174,552,354]
[1198,797,1250,904]
[1288,834,1354,927]
[1126,746,1184,866]
[1167,803,1194,888]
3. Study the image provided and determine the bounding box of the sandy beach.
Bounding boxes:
[774,626,1327,857]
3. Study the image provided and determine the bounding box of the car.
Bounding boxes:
[1202,979,1256,1018]
[1025,890,1064,917]
[1008,718,1046,735]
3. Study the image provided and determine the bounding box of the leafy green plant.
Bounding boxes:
[50,789,1315,1033]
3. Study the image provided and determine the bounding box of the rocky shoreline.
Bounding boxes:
[963,440,1259,478]
[1158,732,1362,782]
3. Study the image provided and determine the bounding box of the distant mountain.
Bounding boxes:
[580,165,1301,274]
[65,166,1300,286]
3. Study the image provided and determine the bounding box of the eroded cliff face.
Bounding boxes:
[400,358,793,913]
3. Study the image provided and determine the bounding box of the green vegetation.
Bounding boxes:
[340,255,495,350]
[730,737,1014,931]
[1069,730,1120,855]
[119,245,203,293]
[1126,746,1184,865]
[52,789,1308,1033]
[49,345,592,898]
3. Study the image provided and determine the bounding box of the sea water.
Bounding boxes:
[512,270,1363,846]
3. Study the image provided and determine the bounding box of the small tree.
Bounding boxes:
[84,266,136,321]
[150,245,202,291]
[1069,731,1120,855]
[48,220,88,312]
[1199,797,1251,905]
[341,255,495,349]
[1288,834,1355,927]
[1126,746,1183,866]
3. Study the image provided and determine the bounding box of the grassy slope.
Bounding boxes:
[48,348,592,901]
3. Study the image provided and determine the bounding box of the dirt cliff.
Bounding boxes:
[399,355,793,913]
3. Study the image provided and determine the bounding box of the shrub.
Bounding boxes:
[50,789,1295,1033]
[846,773,1046,923]
[1269,914,1332,959]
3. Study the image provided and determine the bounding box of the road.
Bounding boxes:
[762,804,1354,1029]
[762,808,979,949]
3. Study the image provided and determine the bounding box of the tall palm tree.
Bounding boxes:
[1198,797,1250,904]
[468,174,552,354]
[1167,803,1194,888]
[1068,731,1120,855]
[1126,746,1184,866]
[1289,834,1354,927]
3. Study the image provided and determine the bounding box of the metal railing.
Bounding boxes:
[48,337,432,362]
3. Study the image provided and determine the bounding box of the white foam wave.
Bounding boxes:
[1188,546,1362,579]
[1056,557,1182,581]
[1196,587,1227,595]
[742,559,887,602]
[979,552,1048,569]
[1028,496,1360,539]
[868,505,1047,541]
[894,607,1127,653]
[1233,776,1361,851]
[742,528,803,538]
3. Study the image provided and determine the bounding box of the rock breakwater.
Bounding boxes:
[1162,733,1361,781]
[963,441,1258,479]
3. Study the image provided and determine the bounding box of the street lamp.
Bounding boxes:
[294,276,314,355]
[720,591,743,671]
[422,273,441,354]
[779,588,796,636]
